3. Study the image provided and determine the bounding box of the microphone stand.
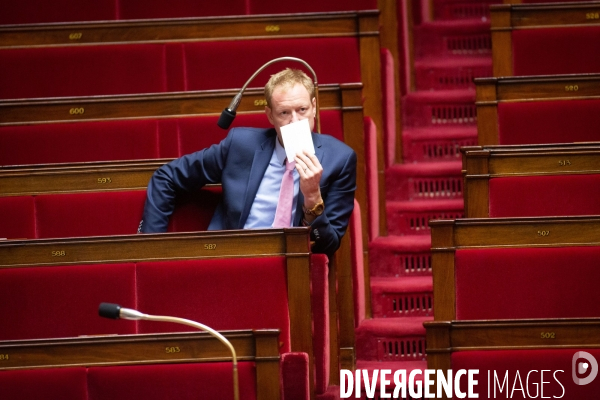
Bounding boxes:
[99,303,239,400]
[218,56,321,133]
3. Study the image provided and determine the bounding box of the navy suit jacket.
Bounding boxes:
[140,127,356,255]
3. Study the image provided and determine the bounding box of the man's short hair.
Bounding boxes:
[264,68,315,108]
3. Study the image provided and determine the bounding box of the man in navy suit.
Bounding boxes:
[139,68,356,256]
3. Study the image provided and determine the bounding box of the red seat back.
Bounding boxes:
[489,174,600,218]
[497,99,600,145]
[35,191,146,239]
[0,197,35,240]
[513,26,600,76]
[0,263,137,340]
[0,367,88,400]
[182,38,361,91]
[0,44,184,99]
[87,362,257,400]
[136,257,292,351]
[455,246,600,320]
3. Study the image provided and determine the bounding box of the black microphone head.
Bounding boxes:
[99,302,121,319]
[217,108,236,129]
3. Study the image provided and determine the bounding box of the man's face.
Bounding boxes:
[265,83,316,145]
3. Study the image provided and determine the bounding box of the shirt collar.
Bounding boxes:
[274,137,288,167]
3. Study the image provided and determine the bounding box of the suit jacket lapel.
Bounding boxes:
[239,135,276,227]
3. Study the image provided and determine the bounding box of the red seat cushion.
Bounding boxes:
[135,257,291,352]
[513,26,600,75]
[0,120,160,165]
[497,99,600,145]
[87,362,257,400]
[452,349,600,398]
[0,367,88,400]
[0,263,137,340]
[455,246,600,320]
[168,186,223,232]
[0,196,36,240]
[35,191,146,239]
[489,174,600,217]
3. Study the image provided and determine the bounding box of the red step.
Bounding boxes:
[402,89,477,128]
[414,19,492,59]
[403,125,477,162]
[386,198,464,236]
[356,316,430,362]
[369,235,432,277]
[432,0,500,21]
[385,161,463,201]
[414,56,492,90]
[370,276,434,319]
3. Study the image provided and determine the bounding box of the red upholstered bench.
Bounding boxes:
[452,349,600,398]
[462,144,600,218]
[0,228,323,397]
[430,216,600,321]
[181,38,360,92]
[136,257,293,350]
[0,103,344,167]
[475,75,600,146]
[455,246,600,320]
[0,38,360,100]
[498,98,600,145]
[0,43,184,99]
[0,367,88,400]
[488,174,600,217]
[512,26,600,76]
[0,196,35,240]
[35,190,147,239]
[491,3,600,76]
[0,262,137,341]
[0,184,221,240]
[425,319,600,399]
[0,330,281,400]
[0,119,164,165]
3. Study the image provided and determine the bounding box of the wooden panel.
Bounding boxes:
[0,330,276,369]
[0,330,280,400]
[0,84,351,126]
[462,144,600,218]
[0,12,374,48]
[0,228,309,268]
[508,2,600,28]
[0,160,165,196]
[426,318,600,353]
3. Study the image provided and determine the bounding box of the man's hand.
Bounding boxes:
[295,150,323,209]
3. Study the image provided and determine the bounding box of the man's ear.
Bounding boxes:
[265,106,274,125]
[312,97,316,118]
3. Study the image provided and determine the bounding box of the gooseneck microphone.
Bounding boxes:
[99,303,239,400]
[217,56,321,133]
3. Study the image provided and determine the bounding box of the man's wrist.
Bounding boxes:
[303,199,324,216]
